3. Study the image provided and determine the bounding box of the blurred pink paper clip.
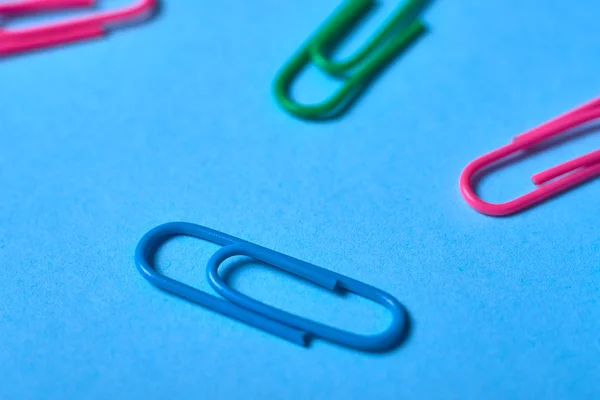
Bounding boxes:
[0,0,156,56]
[460,97,600,216]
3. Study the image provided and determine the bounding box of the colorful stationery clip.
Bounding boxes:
[273,0,426,120]
[460,97,600,216]
[0,0,156,56]
[135,222,407,352]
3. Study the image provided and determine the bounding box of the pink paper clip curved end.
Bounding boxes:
[459,159,513,216]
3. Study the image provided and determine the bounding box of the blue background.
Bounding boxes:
[1,0,599,398]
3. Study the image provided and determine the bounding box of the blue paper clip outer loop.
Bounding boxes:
[135,222,310,346]
[206,243,407,352]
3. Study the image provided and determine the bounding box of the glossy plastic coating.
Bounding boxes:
[273,0,426,120]
[135,222,407,352]
[0,0,156,56]
[460,97,600,216]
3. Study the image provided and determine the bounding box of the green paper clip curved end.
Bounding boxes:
[273,0,427,121]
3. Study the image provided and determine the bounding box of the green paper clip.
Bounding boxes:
[273,0,427,120]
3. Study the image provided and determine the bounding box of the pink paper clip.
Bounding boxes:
[0,0,156,56]
[460,97,600,216]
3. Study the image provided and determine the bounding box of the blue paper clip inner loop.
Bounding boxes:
[206,242,407,352]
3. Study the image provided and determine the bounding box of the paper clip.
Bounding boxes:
[460,97,600,216]
[135,222,407,352]
[273,0,426,120]
[0,0,156,56]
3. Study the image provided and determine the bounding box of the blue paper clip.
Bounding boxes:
[135,222,407,352]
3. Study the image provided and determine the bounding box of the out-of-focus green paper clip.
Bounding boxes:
[273,0,427,121]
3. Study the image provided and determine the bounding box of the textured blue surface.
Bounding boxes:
[1,0,599,399]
